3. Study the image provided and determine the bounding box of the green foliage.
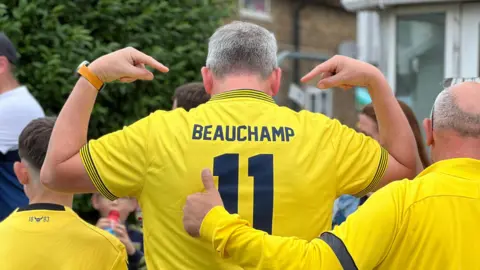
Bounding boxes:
[0,0,232,217]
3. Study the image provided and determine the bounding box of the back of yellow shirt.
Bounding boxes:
[193,159,480,270]
[81,90,387,269]
[0,203,127,270]
[333,158,480,269]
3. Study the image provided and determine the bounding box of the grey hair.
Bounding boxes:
[206,21,278,79]
[433,88,480,137]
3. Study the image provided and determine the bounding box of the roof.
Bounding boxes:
[341,0,462,11]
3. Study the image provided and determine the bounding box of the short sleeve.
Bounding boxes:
[329,119,389,197]
[111,244,128,270]
[328,180,404,269]
[80,113,158,200]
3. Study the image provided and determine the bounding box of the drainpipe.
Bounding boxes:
[292,0,306,84]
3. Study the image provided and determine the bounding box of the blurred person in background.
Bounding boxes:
[333,100,430,226]
[359,100,430,172]
[0,32,44,221]
[172,82,210,111]
[92,194,146,270]
[0,117,126,270]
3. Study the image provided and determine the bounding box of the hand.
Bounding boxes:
[301,55,383,90]
[95,217,111,230]
[88,47,169,83]
[113,223,136,255]
[183,169,224,237]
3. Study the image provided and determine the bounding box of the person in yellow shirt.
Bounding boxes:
[183,80,480,270]
[41,22,417,269]
[0,117,127,270]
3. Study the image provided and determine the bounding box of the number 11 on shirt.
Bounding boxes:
[213,154,274,234]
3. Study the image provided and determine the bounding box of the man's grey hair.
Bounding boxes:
[433,86,480,137]
[206,21,278,79]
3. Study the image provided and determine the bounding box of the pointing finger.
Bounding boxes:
[301,60,336,83]
[129,48,169,73]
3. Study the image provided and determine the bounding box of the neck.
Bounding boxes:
[28,189,73,208]
[0,75,20,94]
[433,135,480,162]
[211,75,272,96]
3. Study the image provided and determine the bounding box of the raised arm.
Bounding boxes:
[302,56,417,189]
[41,47,168,193]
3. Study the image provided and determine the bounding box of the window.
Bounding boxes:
[239,0,271,21]
[395,13,445,125]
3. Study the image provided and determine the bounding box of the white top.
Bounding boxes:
[0,86,45,154]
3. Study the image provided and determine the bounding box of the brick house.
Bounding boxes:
[228,0,358,127]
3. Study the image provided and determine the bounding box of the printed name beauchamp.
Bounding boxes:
[191,124,295,142]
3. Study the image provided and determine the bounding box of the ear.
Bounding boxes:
[91,194,100,210]
[13,161,29,185]
[270,68,282,96]
[423,118,433,146]
[0,57,8,75]
[129,199,139,212]
[201,67,213,95]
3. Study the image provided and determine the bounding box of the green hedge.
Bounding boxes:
[0,0,232,221]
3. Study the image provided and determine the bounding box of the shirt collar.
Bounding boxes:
[209,89,275,104]
[17,203,66,212]
[418,158,480,180]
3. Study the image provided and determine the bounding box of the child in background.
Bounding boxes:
[92,194,145,270]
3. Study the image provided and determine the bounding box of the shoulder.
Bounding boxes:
[0,213,15,230]
[0,88,44,116]
[74,217,126,252]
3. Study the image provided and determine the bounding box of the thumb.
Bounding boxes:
[316,73,345,89]
[127,66,154,80]
[201,169,216,191]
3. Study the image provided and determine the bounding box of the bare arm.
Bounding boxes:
[41,47,168,192]
[367,73,417,188]
[41,78,97,192]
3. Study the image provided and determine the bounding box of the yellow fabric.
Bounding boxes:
[80,89,386,269]
[0,206,127,270]
[201,158,480,270]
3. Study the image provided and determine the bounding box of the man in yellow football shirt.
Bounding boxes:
[183,80,480,270]
[0,117,127,270]
[41,22,417,269]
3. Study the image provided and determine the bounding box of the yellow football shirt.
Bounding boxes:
[80,89,388,269]
[199,158,480,270]
[0,203,127,270]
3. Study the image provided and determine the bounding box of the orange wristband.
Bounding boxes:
[77,65,104,91]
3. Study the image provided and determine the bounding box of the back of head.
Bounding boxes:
[172,82,210,111]
[206,21,278,79]
[429,81,480,160]
[432,82,480,137]
[18,117,56,173]
[0,32,18,87]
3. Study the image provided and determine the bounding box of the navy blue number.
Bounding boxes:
[213,154,274,234]
[213,154,239,213]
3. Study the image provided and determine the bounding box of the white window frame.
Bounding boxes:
[379,4,460,93]
[239,0,272,21]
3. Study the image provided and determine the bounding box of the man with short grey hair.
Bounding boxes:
[206,21,278,79]
[182,79,480,269]
[42,21,416,269]
[0,32,44,221]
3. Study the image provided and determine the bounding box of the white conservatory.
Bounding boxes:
[343,0,480,123]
